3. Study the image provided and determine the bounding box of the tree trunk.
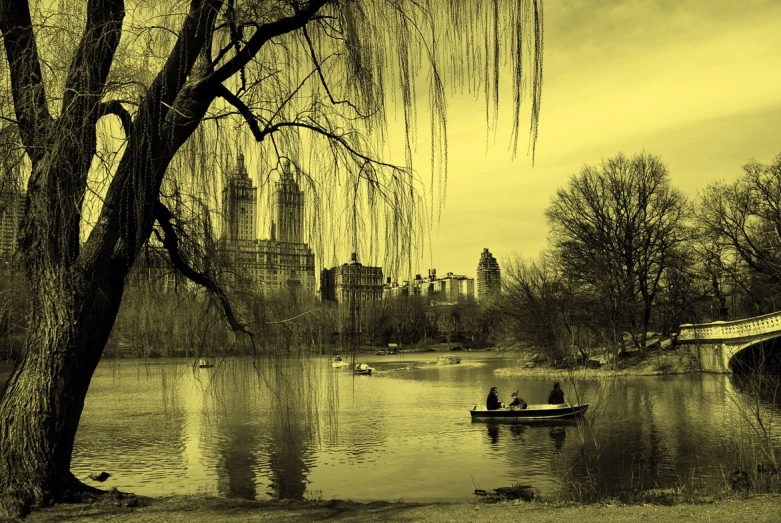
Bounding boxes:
[0,265,125,517]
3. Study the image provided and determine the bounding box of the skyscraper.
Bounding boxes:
[221,154,315,295]
[222,153,257,242]
[476,248,501,302]
[273,161,304,244]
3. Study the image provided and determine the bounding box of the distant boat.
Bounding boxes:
[469,403,588,422]
[354,363,374,376]
[437,355,461,365]
[197,358,215,368]
[331,355,349,368]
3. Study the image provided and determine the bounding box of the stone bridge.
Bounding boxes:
[677,310,781,372]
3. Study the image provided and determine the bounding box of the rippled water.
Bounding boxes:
[65,353,781,501]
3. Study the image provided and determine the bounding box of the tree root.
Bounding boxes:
[1,473,145,519]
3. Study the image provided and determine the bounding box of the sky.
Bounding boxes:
[390,0,781,280]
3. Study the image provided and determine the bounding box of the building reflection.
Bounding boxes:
[262,357,315,500]
[212,365,261,500]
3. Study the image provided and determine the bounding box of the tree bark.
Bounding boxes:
[0,263,126,517]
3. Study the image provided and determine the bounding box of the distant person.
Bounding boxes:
[508,391,528,409]
[486,387,503,410]
[548,382,565,405]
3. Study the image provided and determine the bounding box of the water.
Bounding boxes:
[61,353,781,501]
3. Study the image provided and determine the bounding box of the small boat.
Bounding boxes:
[469,403,588,422]
[353,363,374,376]
[437,355,461,365]
[331,355,349,368]
[197,358,215,368]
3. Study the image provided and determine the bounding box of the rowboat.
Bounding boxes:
[354,363,374,376]
[197,358,215,368]
[469,403,588,422]
[331,356,349,368]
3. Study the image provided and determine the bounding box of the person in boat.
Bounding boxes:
[508,391,528,409]
[486,387,503,410]
[548,381,565,404]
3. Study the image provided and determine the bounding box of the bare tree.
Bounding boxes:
[0,0,543,516]
[698,154,781,314]
[546,153,688,352]
[496,253,590,364]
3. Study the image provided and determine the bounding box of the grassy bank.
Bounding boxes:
[22,493,781,522]
[494,344,702,378]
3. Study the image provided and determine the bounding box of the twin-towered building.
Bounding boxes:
[220,154,316,295]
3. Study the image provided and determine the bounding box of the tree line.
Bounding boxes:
[492,151,781,366]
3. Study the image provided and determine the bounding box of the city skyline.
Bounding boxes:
[378,0,781,278]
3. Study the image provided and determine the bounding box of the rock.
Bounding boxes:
[89,471,111,482]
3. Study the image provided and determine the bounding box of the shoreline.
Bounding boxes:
[23,493,781,522]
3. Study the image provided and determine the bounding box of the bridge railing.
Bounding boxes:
[678,310,781,342]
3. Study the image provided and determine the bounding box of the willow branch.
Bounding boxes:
[154,200,249,336]
[301,25,368,117]
[214,84,262,140]
[206,0,329,86]
[61,0,125,116]
[257,120,400,171]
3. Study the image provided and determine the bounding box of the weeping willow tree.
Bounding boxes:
[0,0,542,516]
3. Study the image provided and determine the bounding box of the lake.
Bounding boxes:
[51,353,781,501]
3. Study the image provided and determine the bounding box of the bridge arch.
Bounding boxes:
[677,311,781,373]
[728,335,781,373]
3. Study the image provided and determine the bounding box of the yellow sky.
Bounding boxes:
[388,0,781,279]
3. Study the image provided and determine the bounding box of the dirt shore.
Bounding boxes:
[493,346,703,378]
[22,494,781,522]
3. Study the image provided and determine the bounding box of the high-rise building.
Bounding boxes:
[321,252,384,303]
[221,155,315,295]
[476,248,500,302]
[222,153,257,243]
[273,161,304,244]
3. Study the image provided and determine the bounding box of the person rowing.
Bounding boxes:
[508,391,528,409]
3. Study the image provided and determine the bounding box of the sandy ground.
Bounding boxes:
[21,494,781,522]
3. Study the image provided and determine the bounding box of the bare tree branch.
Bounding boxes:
[61,0,125,120]
[154,200,249,336]
[206,0,329,87]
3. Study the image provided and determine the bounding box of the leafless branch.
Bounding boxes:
[154,200,250,337]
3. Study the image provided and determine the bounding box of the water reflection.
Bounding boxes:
[69,356,781,502]
[209,364,261,500]
[548,427,565,451]
[487,424,499,445]
[263,358,314,500]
